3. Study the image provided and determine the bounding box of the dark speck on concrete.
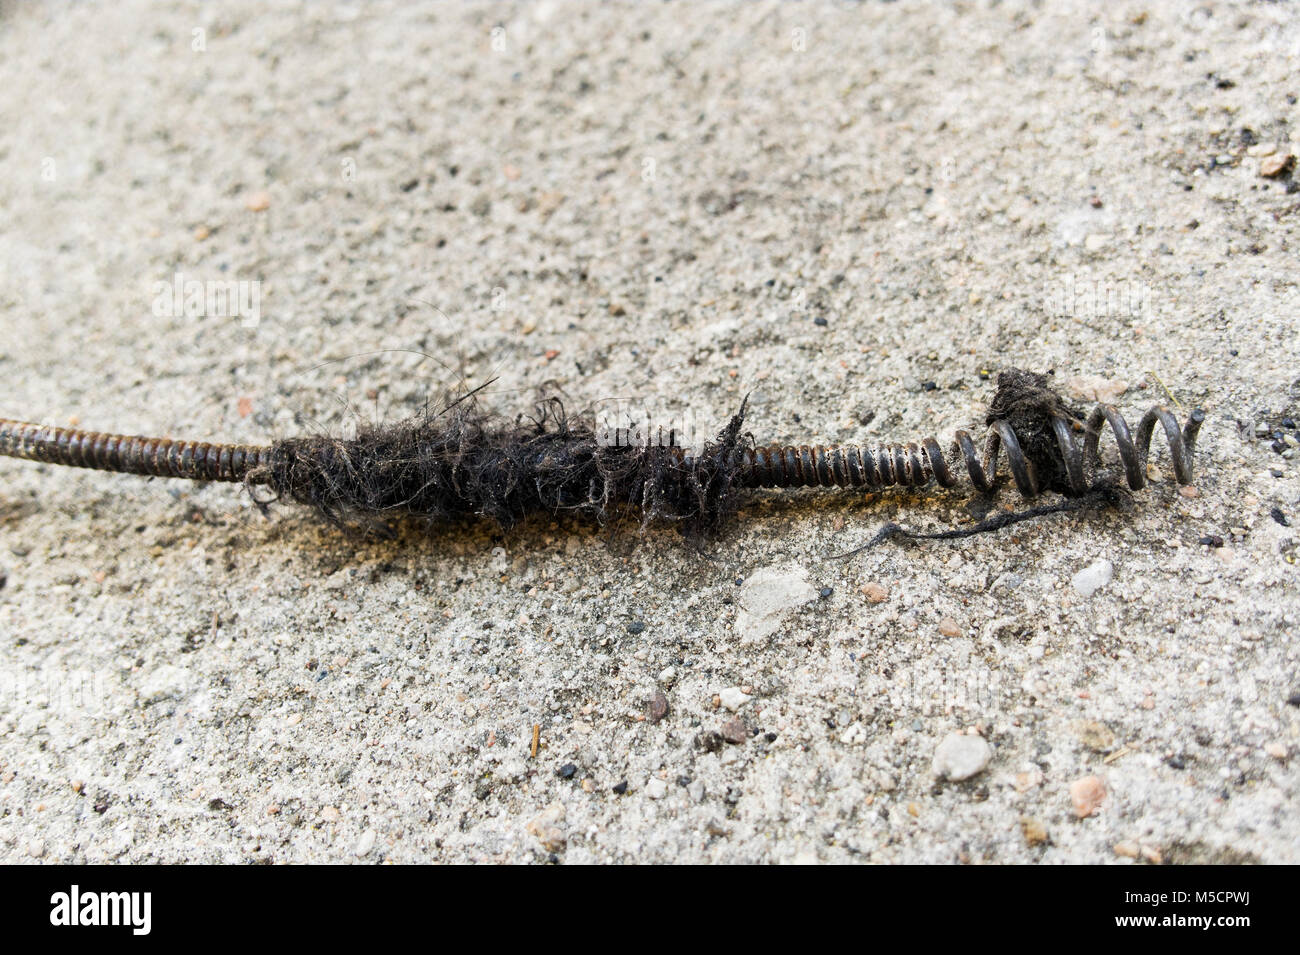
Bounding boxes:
[627,620,646,635]
[695,730,724,753]
[557,763,577,779]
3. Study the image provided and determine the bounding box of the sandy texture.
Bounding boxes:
[0,0,1297,864]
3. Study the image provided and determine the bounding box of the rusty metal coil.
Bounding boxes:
[726,404,1205,497]
[0,418,270,484]
[0,402,1204,499]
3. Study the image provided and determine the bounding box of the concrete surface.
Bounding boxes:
[0,0,1297,863]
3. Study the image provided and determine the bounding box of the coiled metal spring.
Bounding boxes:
[0,401,1204,498]
[714,403,1205,496]
[0,419,271,483]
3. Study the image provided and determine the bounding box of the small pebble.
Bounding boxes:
[719,687,752,711]
[1260,153,1296,178]
[1264,742,1287,760]
[646,691,669,724]
[245,191,271,212]
[720,718,749,744]
[1199,535,1224,547]
[735,563,818,643]
[1270,507,1289,527]
[1071,559,1113,598]
[645,777,668,799]
[627,620,646,635]
[1070,775,1107,818]
[932,733,992,781]
[354,829,376,857]
[937,617,962,638]
[1114,840,1140,858]
[557,763,577,779]
[859,582,889,603]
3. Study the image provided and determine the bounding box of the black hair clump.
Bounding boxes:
[264,396,751,538]
[985,368,1085,494]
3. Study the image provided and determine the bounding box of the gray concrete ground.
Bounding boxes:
[0,0,1297,863]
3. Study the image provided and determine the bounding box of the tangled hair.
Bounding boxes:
[262,395,751,537]
[983,368,1086,494]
